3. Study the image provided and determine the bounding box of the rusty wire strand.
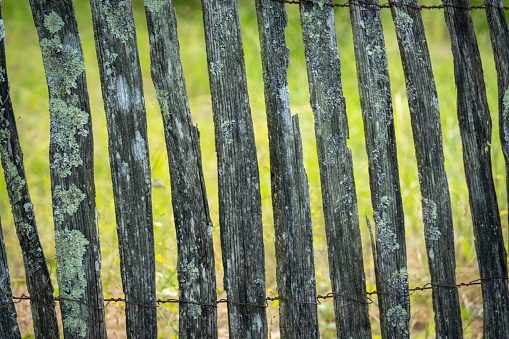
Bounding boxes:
[2,276,507,310]
[274,0,509,11]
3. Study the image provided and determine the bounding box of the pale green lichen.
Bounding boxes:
[44,12,64,34]
[39,37,85,97]
[389,268,408,293]
[221,120,236,144]
[104,1,135,44]
[53,184,86,223]
[55,229,89,338]
[422,198,441,243]
[503,87,509,143]
[387,304,409,334]
[375,196,400,257]
[144,0,166,13]
[50,98,89,177]
[0,19,4,41]
[395,10,413,33]
[209,61,224,76]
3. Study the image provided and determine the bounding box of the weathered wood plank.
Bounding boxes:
[255,2,318,338]
[441,1,509,337]
[349,1,410,337]
[299,1,371,337]
[29,1,107,337]
[484,0,509,259]
[201,1,267,337]
[0,10,60,338]
[89,0,157,337]
[389,1,463,337]
[143,1,218,337]
[0,216,21,339]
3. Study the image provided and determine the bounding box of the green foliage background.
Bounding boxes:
[0,1,506,338]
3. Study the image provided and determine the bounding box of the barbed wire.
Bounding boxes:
[2,275,507,311]
[274,0,509,11]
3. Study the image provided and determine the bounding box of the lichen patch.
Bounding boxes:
[50,98,89,177]
[44,12,65,34]
[104,0,135,44]
[144,0,166,13]
[55,228,89,338]
[53,184,86,223]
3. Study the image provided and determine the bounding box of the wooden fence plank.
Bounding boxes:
[0,216,21,338]
[441,1,509,337]
[143,1,218,337]
[484,0,509,257]
[255,2,318,338]
[349,1,410,337]
[201,1,267,337]
[0,9,60,338]
[389,2,463,337]
[29,1,107,337]
[298,1,371,337]
[89,0,157,337]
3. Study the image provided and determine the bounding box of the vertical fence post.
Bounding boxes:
[0,8,60,338]
[255,1,319,338]
[0,215,21,338]
[441,0,509,337]
[299,1,372,337]
[349,1,410,337]
[201,0,268,337]
[89,0,157,337]
[484,0,509,259]
[29,1,107,337]
[143,1,218,337]
[388,1,463,337]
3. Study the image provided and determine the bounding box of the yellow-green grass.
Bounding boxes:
[0,1,505,338]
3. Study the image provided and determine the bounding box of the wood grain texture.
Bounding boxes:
[0,216,21,338]
[89,0,157,337]
[255,1,318,338]
[389,1,463,337]
[442,1,509,337]
[0,7,60,339]
[29,1,107,337]
[144,1,218,337]
[299,1,371,337]
[201,1,267,337]
[484,0,509,263]
[349,1,410,337]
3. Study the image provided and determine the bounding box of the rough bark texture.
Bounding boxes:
[389,2,463,337]
[255,2,318,338]
[349,1,410,338]
[0,10,60,339]
[442,1,509,337]
[89,0,157,337]
[29,1,107,337]
[484,0,509,261]
[143,1,218,337]
[299,1,371,337]
[0,216,21,339]
[201,1,267,337]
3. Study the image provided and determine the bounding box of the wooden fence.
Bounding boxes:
[0,0,508,338]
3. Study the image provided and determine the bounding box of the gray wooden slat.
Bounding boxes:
[0,215,21,339]
[254,1,318,338]
[485,0,509,263]
[299,1,372,337]
[0,9,60,339]
[201,1,267,337]
[441,1,509,337]
[29,1,107,337]
[88,0,157,337]
[143,1,218,337]
[389,1,463,337]
[349,1,410,337]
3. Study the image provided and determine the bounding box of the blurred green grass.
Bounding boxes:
[0,1,506,338]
